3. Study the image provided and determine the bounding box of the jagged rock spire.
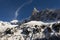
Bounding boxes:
[34,8,39,12]
[32,8,39,15]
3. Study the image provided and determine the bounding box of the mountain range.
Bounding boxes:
[0,8,60,40]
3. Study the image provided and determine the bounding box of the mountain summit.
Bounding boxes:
[30,8,60,22]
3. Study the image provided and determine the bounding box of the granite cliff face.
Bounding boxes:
[0,8,60,40]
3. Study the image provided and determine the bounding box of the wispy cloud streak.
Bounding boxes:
[15,0,33,19]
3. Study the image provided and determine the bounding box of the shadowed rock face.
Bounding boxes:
[4,28,14,34]
[52,23,60,33]
[34,35,60,40]
[29,8,60,22]
[40,25,46,29]
[21,27,31,35]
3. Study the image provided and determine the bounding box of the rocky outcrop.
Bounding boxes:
[30,8,60,22]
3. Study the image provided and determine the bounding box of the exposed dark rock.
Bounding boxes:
[4,28,14,34]
[33,28,39,34]
[21,27,31,35]
[52,23,60,33]
[40,25,46,29]
[48,35,60,40]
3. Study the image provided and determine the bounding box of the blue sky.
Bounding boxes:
[0,0,60,21]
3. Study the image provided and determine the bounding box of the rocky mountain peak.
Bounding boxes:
[32,8,39,15]
[30,8,60,22]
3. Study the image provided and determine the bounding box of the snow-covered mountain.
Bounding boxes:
[0,8,60,40]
